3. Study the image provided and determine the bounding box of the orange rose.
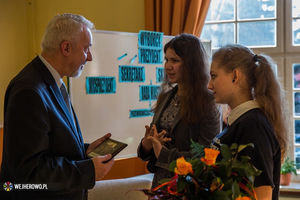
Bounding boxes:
[174,156,193,175]
[235,195,251,200]
[200,148,220,166]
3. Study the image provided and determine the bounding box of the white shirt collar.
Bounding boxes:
[227,100,260,125]
[39,55,63,88]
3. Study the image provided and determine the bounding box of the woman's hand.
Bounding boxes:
[147,125,171,158]
[141,125,153,152]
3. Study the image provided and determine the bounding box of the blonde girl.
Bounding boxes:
[208,44,289,200]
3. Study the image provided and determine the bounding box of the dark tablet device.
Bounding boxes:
[87,138,128,162]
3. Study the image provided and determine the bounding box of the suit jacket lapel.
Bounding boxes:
[32,56,84,149]
[71,105,85,146]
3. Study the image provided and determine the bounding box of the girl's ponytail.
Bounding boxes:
[254,54,289,161]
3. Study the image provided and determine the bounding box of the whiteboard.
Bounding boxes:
[69,30,211,158]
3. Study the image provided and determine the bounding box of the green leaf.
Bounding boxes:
[237,143,254,153]
[222,178,233,191]
[230,168,244,183]
[240,162,262,183]
[209,190,231,200]
[232,159,242,168]
[281,157,300,175]
[220,144,232,160]
[230,143,238,150]
[231,181,240,200]
[193,160,204,180]
[177,176,187,192]
[203,169,215,184]
[169,160,176,172]
[219,159,230,182]
[240,155,251,163]
[190,139,204,159]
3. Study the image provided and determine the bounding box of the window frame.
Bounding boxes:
[202,0,284,53]
[285,0,300,52]
[285,57,300,181]
[284,0,300,180]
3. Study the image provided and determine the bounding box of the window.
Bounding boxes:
[286,57,300,179]
[292,0,300,46]
[286,0,300,52]
[201,0,300,179]
[286,57,300,178]
[285,0,300,180]
[200,0,283,53]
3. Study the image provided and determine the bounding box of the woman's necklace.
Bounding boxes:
[174,94,179,107]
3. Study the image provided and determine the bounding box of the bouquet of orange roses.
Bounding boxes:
[139,141,262,200]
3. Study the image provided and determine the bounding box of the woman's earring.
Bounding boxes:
[232,79,235,83]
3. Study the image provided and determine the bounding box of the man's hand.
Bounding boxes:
[86,133,111,155]
[92,155,114,181]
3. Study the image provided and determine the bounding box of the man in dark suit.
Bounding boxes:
[0,13,114,200]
